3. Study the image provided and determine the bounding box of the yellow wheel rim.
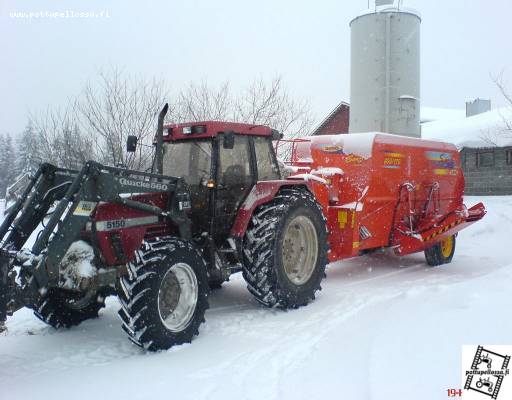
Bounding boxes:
[440,236,454,258]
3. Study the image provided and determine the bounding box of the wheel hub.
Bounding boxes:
[158,263,198,332]
[282,215,319,285]
[440,236,454,258]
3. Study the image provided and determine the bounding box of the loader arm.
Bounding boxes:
[0,161,192,325]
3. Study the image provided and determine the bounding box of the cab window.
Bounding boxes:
[218,135,252,187]
[253,137,280,180]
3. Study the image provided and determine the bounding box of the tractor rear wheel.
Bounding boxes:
[424,234,456,266]
[34,288,106,328]
[242,187,328,308]
[118,237,209,351]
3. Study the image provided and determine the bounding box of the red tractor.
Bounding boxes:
[0,104,485,351]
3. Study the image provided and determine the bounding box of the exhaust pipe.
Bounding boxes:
[156,103,169,175]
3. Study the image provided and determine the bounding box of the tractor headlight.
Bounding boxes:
[182,125,207,135]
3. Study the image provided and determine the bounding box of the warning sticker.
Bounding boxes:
[73,201,97,216]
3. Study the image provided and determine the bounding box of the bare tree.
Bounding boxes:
[29,106,94,169]
[170,76,314,138]
[493,71,512,137]
[477,72,512,146]
[28,71,313,171]
[234,76,313,138]
[171,80,231,122]
[76,67,169,170]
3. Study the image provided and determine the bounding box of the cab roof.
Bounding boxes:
[162,121,278,141]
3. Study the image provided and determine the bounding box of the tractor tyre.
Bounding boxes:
[118,237,209,351]
[425,234,456,266]
[242,187,328,308]
[34,288,106,328]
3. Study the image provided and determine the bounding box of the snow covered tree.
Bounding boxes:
[75,67,168,170]
[28,69,313,170]
[233,76,313,139]
[494,71,512,139]
[29,106,95,170]
[0,134,17,197]
[16,122,43,176]
[171,76,314,139]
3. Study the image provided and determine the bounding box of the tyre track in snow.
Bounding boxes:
[1,250,505,394]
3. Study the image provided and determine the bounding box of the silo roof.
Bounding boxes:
[350,7,421,26]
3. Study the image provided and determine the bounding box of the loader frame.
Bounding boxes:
[0,161,192,323]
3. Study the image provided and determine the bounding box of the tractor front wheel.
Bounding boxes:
[424,234,456,266]
[118,237,209,351]
[34,288,106,328]
[242,187,328,308]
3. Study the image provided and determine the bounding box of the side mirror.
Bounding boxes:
[271,129,283,140]
[223,131,235,149]
[126,135,138,152]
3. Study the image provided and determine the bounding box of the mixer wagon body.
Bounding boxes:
[285,132,485,262]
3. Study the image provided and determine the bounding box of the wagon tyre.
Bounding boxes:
[118,237,209,351]
[424,234,456,266]
[242,187,328,308]
[34,288,106,328]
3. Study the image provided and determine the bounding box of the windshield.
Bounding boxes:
[162,141,212,185]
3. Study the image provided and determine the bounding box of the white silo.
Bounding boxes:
[349,7,421,137]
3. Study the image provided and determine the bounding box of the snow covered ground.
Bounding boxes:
[1,196,511,400]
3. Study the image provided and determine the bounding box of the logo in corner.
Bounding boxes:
[463,345,511,399]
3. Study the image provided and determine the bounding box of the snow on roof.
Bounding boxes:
[420,107,466,123]
[421,107,512,149]
[308,132,377,158]
[308,131,433,159]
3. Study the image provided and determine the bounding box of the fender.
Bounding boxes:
[230,179,330,237]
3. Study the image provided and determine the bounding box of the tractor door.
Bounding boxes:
[163,140,213,234]
[214,135,254,239]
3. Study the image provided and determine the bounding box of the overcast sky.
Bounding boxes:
[1,0,511,136]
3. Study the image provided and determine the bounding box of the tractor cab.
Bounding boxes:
[135,121,283,242]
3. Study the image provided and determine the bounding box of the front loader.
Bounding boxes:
[0,104,486,351]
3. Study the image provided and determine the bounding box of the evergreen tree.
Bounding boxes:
[5,134,15,182]
[0,134,15,197]
[16,122,41,176]
[0,135,6,197]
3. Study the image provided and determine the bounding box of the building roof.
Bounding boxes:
[421,107,512,149]
[311,101,350,136]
